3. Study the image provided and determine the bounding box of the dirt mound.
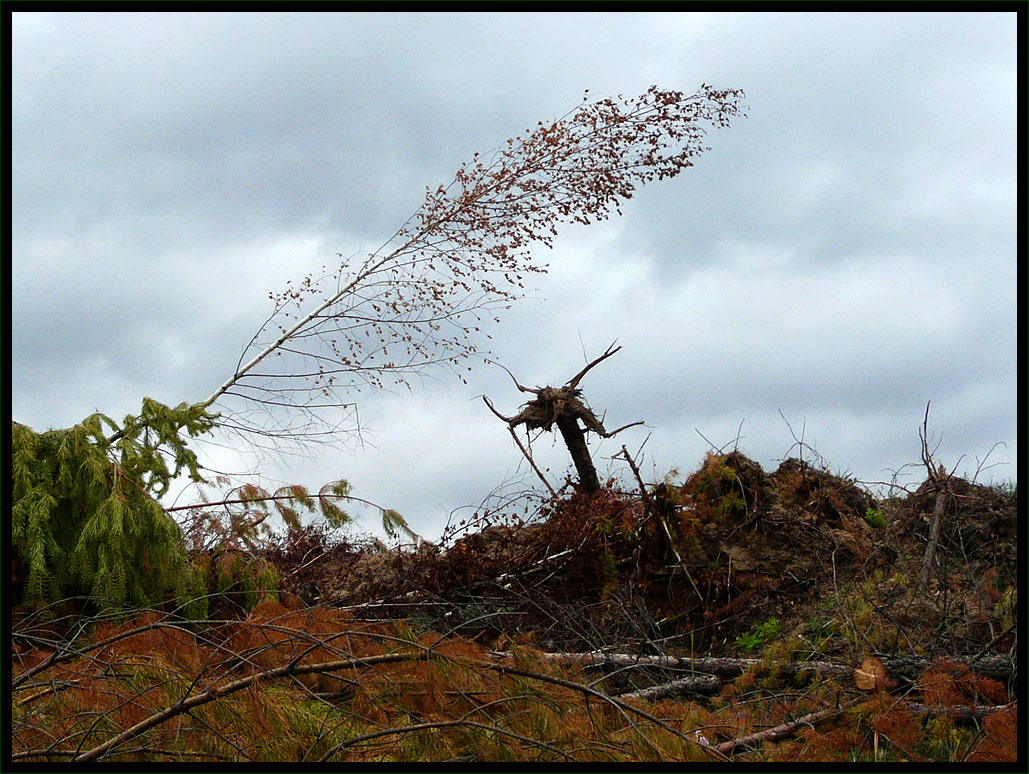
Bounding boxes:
[260,453,1017,662]
[888,476,1017,561]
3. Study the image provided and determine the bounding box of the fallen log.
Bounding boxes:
[877,654,1015,684]
[618,674,724,700]
[489,650,851,677]
[903,700,1016,726]
[489,650,1015,684]
[713,706,845,757]
[708,700,1017,756]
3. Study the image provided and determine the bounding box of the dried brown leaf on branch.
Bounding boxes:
[853,656,889,692]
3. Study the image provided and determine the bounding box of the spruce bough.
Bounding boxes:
[11,399,216,611]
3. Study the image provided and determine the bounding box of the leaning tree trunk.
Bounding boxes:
[554,415,601,493]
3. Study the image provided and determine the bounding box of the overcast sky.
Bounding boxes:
[10,11,1019,544]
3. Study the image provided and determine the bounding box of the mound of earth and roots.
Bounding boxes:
[264,452,1017,663]
[12,453,1018,763]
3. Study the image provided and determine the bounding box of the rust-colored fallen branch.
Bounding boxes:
[319,719,575,762]
[13,619,203,690]
[483,660,729,761]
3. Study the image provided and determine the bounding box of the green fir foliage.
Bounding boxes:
[11,399,218,611]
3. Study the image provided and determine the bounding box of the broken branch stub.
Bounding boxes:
[485,344,643,494]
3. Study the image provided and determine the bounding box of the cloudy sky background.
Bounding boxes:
[11,11,1018,544]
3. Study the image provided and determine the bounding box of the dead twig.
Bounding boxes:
[319,719,574,762]
[566,341,621,390]
[616,445,703,604]
[483,395,557,497]
[917,401,955,590]
[485,660,729,761]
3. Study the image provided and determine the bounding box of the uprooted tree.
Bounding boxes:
[484,343,643,494]
[12,84,746,610]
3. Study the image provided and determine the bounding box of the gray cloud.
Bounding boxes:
[11,11,1017,541]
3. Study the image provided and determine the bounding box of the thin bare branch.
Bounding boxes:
[597,419,645,439]
[485,357,539,394]
[320,719,574,762]
[485,661,728,761]
[713,705,852,757]
[565,341,621,390]
[482,395,517,425]
[618,674,723,700]
[508,426,558,498]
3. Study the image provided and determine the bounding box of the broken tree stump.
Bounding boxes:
[484,343,643,494]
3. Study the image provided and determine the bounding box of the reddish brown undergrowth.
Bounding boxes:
[10,454,1018,763]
